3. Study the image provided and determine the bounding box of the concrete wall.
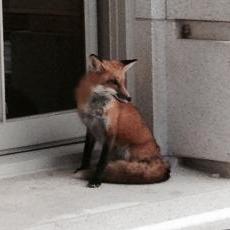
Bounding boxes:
[134,0,230,164]
[166,1,230,164]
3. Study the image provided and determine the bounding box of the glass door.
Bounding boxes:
[0,0,97,152]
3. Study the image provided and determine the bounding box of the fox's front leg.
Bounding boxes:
[75,129,95,173]
[88,137,114,188]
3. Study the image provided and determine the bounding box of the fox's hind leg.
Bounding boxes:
[75,129,96,173]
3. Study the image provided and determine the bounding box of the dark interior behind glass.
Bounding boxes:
[3,0,85,118]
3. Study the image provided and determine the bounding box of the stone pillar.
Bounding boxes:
[135,0,168,155]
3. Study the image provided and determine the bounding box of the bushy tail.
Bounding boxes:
[103,158,170,184]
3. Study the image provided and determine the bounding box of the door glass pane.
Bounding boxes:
[3,0,85,118]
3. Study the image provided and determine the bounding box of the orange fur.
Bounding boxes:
[103,100,170,183]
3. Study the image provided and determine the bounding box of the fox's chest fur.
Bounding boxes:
[78,87,114,142]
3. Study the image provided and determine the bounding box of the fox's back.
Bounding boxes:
[105,102,155,145]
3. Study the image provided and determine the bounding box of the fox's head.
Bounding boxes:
[87,54,137,103]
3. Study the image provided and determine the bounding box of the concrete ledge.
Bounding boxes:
[2,166,230,230]
[167,0,230,22]
[135,0,166,20]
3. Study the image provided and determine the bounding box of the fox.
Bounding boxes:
[75,54,170,188]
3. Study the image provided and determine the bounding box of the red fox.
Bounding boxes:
[75,54,170,187]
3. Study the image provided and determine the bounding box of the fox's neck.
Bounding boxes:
[77,78,113,114]
[90,91,112,110]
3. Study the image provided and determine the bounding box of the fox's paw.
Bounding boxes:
[88,179,101,188]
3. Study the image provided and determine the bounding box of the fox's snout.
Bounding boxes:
[114,85,132,103]
[114,89,131,103]
[116,92,132,102]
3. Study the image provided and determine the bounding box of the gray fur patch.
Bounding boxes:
[90,93,111,111]
[81,113,106,142]
[79,91,113,143]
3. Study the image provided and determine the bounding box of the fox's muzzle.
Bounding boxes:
[115,92,132,103]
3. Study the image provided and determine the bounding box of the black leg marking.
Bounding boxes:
[75,129,95,173]
[88,138,114,188]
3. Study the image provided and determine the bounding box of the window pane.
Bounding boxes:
[3,0,85,118]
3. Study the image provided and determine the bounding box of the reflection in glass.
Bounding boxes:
[3,0,85,118]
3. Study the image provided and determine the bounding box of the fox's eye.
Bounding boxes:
[107,79,118,85]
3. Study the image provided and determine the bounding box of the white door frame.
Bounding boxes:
[0,0,97,153]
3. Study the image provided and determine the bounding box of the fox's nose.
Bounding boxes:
[127,96,132,102]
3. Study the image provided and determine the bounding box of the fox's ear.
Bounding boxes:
[121,59,137,72]
[89,54,104,72]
